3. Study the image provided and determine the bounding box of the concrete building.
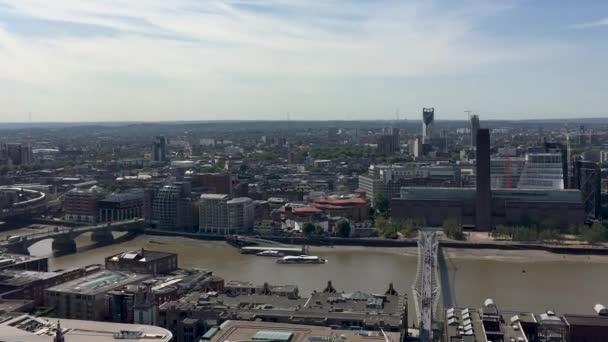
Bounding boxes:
[476,128,492,230]
[152,135,167,162]
[0,253,48,272]
[0,266,100,306]
[205,320,402,342]
[0,314,172,342]
[45,270,151,321]
[63,186,106,223]
[98,190,144,222]
[105,249,178,274]
[199,194,254,234]
[151,184,193,231]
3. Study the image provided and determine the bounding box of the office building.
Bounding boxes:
[152,135,167,162]
[98,190,144,222]
[189,172,233,195]
[422,108,434,143]
[600,150,608,164]
[0,314,173,342]
[151,183,193,231]
[408,136,423,158]
[199,194,254,234]
[105,249,178,274]
[544,141,569,189]
[45,270,151,321]
[573,160,601,218]
[0,142,32,166]
[358,163,462,204]
[518,153,565,189]
[470,114,480,147]
[227,197,255,233]
[0,266,100,306]
[377,128,400,155]
[476,129,491,230]
[199,194,229,234]
[490,157,525,189]
[63,186,106,223]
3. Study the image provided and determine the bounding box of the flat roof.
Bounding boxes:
[208,320,400,342]
[106,249,176,263]
[563,314,608,327]
[0,314,172,342]
[201,194,230,200]
[45,270,150,295]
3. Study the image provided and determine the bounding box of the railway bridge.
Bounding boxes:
[0,219,145,255]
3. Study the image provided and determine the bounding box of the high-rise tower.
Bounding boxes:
[475,129,491,231]
[470,114,480,147]
[422,108,434,143]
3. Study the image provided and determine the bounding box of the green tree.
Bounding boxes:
[443,219,465,240]
[302,223,316,236]
[375,216,389,236]
[315,225,325,236]
[337,221,351,238]
[373,193,389,215]
[582,222,607,244]
[394,219,415,238]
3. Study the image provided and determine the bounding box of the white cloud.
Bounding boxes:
[0,0,573,120]
[570,17,608,29]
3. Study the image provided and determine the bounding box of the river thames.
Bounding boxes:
[6,228,608,320]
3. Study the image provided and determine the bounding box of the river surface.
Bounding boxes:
[3,226,608,320]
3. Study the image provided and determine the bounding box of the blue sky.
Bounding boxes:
[0,0,606,122]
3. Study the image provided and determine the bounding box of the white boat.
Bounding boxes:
[276,255,327,264]
[256,250,285,257]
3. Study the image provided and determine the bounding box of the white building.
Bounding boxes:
[517,153,565,189]
[199,194,254,234]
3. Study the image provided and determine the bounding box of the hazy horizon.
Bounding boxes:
[1,0,607,122]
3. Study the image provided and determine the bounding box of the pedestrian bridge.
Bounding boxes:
[412,230,442,342]
[0,219,145,255]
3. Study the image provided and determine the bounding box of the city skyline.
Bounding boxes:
[1,0,607,122]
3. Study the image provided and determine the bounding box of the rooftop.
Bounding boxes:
[201,194,230,200]
[206,320,400,342]
[563,314,608,327]
[0,314,172,342]
[45,270,150,295]
[106,249,176,263]
[0,253,47,270]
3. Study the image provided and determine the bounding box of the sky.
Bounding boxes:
[0,0,607,122]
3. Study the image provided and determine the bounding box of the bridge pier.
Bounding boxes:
[52,236,77,254]
[91,229,114,244]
